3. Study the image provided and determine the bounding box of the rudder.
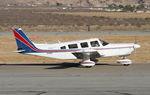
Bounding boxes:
[12,28,38,53]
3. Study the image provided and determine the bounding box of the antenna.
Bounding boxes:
[58,40,61,43]
[134,36,137,44]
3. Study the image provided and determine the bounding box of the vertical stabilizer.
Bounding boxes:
[12,28,38,53]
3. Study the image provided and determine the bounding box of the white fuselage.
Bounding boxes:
[13,28,141,67]
[28,38,139,60]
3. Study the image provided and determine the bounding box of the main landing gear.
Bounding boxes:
[117,56,132,66]
[80,53,96,68]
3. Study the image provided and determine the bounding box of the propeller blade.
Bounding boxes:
[134,48,136,57]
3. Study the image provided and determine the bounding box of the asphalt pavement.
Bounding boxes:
[0,63,150,95]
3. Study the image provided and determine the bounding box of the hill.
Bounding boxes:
[0,0,149,7]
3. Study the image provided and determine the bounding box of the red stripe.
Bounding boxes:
[95,46,133,50]
[81,62,95,64]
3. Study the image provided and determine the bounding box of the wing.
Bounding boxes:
[72,49,101,59]
[72,52,100,59]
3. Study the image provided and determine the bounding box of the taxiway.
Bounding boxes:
[0,63,150,95]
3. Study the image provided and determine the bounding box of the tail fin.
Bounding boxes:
[12,28,38,53]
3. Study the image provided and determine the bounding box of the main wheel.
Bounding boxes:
[80,61,95,67]
[123,64,130,66]
[85,66,92,68]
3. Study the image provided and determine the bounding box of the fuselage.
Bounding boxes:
[31,38,140,59]
[12,28,141,67]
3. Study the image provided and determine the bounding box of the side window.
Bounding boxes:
[60,46,66,49]
[68,44,78,49]
[90,41,100,47]
[81,42,88,48]
[99,39,109,46]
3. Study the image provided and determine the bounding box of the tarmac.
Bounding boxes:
[0,63,150,95]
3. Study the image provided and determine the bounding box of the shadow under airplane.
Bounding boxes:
[0,62,123,69]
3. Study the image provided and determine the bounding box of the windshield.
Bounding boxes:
[99,39,109,46]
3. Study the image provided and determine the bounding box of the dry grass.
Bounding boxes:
[0,35,149,64]
[2,24,150,33]
[53,12,150,18]
[0,9,150,32]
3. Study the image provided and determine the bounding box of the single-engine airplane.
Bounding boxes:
[12,28,140,67]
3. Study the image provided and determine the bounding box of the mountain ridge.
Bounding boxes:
[0,0,149,7]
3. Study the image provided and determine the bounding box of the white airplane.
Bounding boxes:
[12,28,140,67]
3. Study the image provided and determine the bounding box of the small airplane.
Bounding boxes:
[12,28,140,67]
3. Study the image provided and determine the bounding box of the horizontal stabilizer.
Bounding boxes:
[12,50,25,53]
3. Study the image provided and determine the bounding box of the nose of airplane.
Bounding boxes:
[134,44,141,48]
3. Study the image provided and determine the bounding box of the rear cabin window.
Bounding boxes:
[68,44,78,49]
[90,41,100,47]
[60,46,66,49]
[81,42,88,48]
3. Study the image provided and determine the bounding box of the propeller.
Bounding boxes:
[133,36,140,58]
[134,46,136,57]
[134,36,137,58]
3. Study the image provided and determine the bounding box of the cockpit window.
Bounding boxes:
[90,41,100,47]
[99,39,109,46]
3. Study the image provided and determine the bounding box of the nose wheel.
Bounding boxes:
[117,56,132,66]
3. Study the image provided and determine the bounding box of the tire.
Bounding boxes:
[123,64,130,66]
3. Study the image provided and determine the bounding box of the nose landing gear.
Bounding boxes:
[117,56,132,66]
